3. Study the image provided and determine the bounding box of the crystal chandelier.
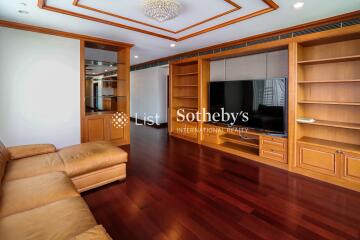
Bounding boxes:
[143,0,181,22]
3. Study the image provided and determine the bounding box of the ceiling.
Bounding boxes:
[0,0,359,65]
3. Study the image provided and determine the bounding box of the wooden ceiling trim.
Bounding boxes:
[0,20,134,47]
[40,1,177,41]
[38,0,278,41]
[74,0,242,34]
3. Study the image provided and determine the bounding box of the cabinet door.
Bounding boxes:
[297,143,340,176]
[341,151,360,183]
[106,115,129,145]
[86,118,105,142]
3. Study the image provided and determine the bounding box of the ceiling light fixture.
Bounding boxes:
[134,55,139,59]
[144,0,181,22]
[170,43,176,48]
[293,2,304,9]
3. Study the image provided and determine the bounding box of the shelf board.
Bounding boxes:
[220,134,259,149]
[298,79,360,84]
[297,119,360,130]
[174,85,198,87]
[298,137,360,153]
[175,72,198,76]
[173,106,198,111]
[298,55,360,65]
[220,142,259,156]
[298,100,360,106]
[173,96,198,99]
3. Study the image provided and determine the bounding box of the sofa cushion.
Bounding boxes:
[3,152,65,181]
[0,172,79,218]
[7,144,56,160]
[58,141,127,177]
[0,197,97,240]
[71,225,112,240]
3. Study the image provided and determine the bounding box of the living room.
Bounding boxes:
[0,0,360,239]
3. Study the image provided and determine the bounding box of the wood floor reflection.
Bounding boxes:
[83,123,360,240]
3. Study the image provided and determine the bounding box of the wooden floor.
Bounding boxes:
[83,123,360,240]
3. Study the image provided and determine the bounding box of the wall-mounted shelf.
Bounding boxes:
[174,85,198,87]
[298,55,360,65]
[219,142,259,156]
[297,119,360,130]
[298,100,360,106]
[298,79,360,84]
[173,96,198,99]
[220,134,259,149]
[175,72,198,76]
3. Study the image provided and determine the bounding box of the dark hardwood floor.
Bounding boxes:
[83,123,360,240]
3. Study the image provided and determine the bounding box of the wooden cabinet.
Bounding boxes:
[260,136,287,163]
[84,114,129,145]
[86,117,105,142]
[81,41,130,146]
[297,142,340,176]
[341,151,360,183]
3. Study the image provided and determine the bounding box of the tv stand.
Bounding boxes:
[201,122,288,170]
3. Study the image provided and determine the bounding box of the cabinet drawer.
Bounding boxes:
[342,152,360,183]
[297,143,339,176]
[260,148,287,163]
[260,136,287,151]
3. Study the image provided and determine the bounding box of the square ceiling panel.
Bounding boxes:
[39,0,279,41]
[76,0,241,33]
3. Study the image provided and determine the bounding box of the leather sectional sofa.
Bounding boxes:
[0,140,128,239]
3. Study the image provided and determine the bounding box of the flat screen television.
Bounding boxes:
[209,79,287,133]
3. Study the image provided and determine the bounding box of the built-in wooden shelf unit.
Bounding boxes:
[81,41,131,146]
[294,34,360,191]
[169,23,360,192]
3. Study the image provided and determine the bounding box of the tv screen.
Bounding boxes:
[209,79,287,133]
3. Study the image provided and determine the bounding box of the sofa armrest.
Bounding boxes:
[7,144,56,160]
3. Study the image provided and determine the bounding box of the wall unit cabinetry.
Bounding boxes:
[293,35,360,191]
[169,24,360,192]
[81,41,131,146]
[169,59,209,143]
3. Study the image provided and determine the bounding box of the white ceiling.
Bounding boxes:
[0,0,359,65]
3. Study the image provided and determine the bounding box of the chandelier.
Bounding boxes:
[143,0,181,22]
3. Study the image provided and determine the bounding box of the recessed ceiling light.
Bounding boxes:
[293,2,304,9]
[18,10,29,14]
[170,43,176,48]
[134,55,139,59]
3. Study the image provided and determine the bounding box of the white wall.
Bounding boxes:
[210,50,288,81]
[130,66,168,124]
[0,27,80,148]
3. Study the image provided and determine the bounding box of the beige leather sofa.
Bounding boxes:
[0,140,128,239]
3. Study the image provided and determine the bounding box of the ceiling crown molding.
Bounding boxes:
[37,0,279,41]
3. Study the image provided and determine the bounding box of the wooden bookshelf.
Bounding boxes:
[169,59,210,143]
[81,41,131,146]
[293,37,360,191]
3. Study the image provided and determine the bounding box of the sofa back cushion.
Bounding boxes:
[0,140,10,183]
